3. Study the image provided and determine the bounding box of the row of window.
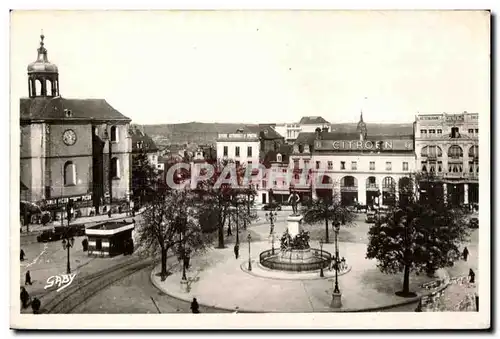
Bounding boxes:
[421,161,479,174]
[302,160,409,172]
[421,145,478,158]
[63,159,121,186]
[223,146,253,157]
[419,127,478,138]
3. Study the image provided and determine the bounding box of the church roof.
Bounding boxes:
[20,97,131,122]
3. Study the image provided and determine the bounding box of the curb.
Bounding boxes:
[241,261,353,281]
[150,264,449,313]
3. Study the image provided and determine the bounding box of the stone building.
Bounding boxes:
[414,112,479,206]
[20,34,132,218]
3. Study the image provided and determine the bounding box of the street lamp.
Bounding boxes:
[270,232,276,255]
[180,216,188,282]
[61,231,75,274]
[247,233,252,271]
[319,238,324,278]
[103,127,113,215]
[333,222,341,294]
[265,210,277,236]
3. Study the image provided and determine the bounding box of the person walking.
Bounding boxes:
[469,268,476,284]
[190,298,200,313]
[234,243,239,259]
[25,270,32,286]
[31,297,41,314]
[463,247,469,261]
[20,249,25,262]
[20,287,30,309]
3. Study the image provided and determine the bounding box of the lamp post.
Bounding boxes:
[319,238,324,278]
[333,222,340,293]
[271,232,276,255]
[265,210,277,236]
[180,216,188,282]
[103,127,113,215]
[247,233,252,271]
[330,220,342,308]
[61,222,75,274]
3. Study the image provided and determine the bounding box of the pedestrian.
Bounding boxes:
[20,287,30,309]
[31,297,41,314]
[20,249,25,261]
[463,247,469,261]
[25,270,32,286]
[190,298,200,313]
[108,209,112,218]
[341,257,346,271]
[234,243,239,259]
[469,268,475,284]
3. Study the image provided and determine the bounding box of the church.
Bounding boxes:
[20,34,132,220]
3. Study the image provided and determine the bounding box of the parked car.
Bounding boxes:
[262,202,282,211]
[365,210,376,223]
[37,229,61,243]
[54,225,86,237]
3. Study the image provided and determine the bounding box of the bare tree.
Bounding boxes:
[137,188,206,281]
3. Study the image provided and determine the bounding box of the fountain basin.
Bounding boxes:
[259,248,332,272]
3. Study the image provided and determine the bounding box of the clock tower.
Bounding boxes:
[20,34,132,221]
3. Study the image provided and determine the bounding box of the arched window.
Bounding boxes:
[111,157,120,178]
[64,161,76,186]
[448,145,463,159]
[276,153,282,162]
[382,177,396,191]
[420,145,442,158]
[468,145,479,159]
[35,79,42,96]
[110,126,119,142]
[46,80,53,96]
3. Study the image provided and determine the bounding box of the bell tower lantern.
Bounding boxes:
[27,33,59,98]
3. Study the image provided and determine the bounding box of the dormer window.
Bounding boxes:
[64,109,72,118]
[276,153,282,162]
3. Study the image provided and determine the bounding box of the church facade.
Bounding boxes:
[20,34,132,218]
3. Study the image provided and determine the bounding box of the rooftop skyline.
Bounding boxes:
[11,10,490,125]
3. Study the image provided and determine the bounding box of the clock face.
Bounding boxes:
[62,129,77,146]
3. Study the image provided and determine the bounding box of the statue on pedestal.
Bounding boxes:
[288,189,301,216]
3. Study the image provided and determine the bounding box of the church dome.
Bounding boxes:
[27,34,58,74]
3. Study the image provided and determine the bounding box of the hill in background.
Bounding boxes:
[138,121,414,146]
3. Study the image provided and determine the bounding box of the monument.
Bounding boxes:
[259,196,331,272]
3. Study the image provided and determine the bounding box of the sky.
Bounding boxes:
[10,10,490,125]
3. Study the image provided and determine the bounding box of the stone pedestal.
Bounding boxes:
[287,215,303,238]
[331,292,342,308]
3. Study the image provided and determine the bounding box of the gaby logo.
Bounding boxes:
[44,273,77,292]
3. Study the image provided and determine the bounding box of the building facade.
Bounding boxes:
[20,34,132,218]
[274,116,331,144]
[414,112,479,206]
[130,127,159,168]
[216,130,260,167]
[287,114,415,207]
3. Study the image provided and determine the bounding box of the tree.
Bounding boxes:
[132,150,158,206]
[137,188,207,281]
[301,190,355,243]
[194,160,235,249]
[366,173,470,297]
